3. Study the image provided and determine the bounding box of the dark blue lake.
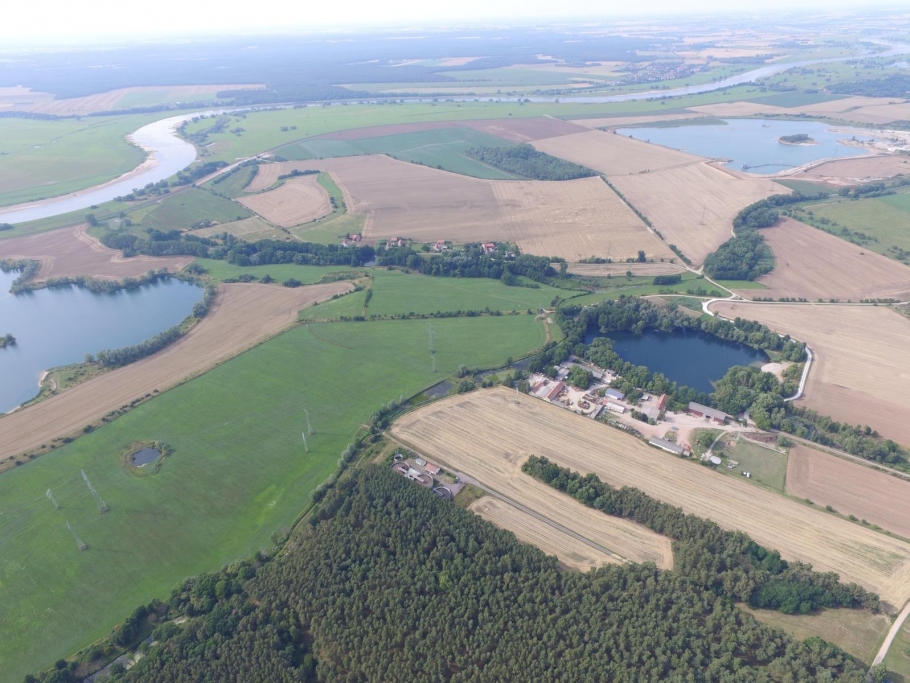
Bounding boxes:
[585,328,768,394]
[0,270,203,412]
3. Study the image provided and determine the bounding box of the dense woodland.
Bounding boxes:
[829,74,910,97]
[32,468,874,683]
[704,193,828,280]
[523,455,877,614]
[378,242,558,282]
[464,144,596,180]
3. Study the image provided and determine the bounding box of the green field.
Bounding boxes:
[118,188,250,233]
[279,127,519,180]
[191,258,361,284]
[715,436,789,492]
[300,288,369,320]
[116,90,220,109]
[0,312,547,682]
[564,272,709,306]
[365,270,567,316]
[713,279,767,290]
[885,616,910,682]
[203,165,259,198]
[0,114,164,208]
[792,189,910,263]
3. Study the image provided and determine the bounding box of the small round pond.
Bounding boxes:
[132,447,161,467]
[585,328,768,395]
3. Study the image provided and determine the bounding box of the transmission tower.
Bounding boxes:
[428,323,435,354]
[66,521,87,551]
[304,408,313,436]
[81,469,109,513]
[301,432,309,453]
[46,489,59,510]
[431,354,437,373]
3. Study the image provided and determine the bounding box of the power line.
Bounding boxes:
[81,469,109,514]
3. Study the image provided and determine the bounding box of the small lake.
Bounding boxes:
[585,328,767,394]
[132,447,161,467]
[0,270,203,412]
[616,119,874,174]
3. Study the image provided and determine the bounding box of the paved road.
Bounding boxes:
[874,599,910,666]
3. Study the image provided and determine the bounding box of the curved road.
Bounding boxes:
[874,599,910,667]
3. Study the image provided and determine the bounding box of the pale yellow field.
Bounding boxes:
[469,497,620,571]
[532,129,703,176]
[610,163,783,265]
[492,177,672,262]
[393,388,910,609]
[711,302,910,448]
[796,155,910,184]
[238,175,332,227]
[567,262,686,277]
[195,216,285,241]
[693,96,910,126]
[572,113,709,129]
[245,162,322,192]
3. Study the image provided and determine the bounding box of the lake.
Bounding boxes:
[585,328,767,394]
[0,270,202,412]
[615,119,874,174]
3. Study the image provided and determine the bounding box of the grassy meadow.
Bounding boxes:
[192,258,361,284]
[0,312,547,682]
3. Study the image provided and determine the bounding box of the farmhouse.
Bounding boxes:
[481,242,497,255]
[648,437,685,456]
[688,402,729,424]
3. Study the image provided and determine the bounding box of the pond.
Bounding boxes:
[0,270,203,412]
[585,328,768,394]
[131,447,161,467]
[615,119,875,174]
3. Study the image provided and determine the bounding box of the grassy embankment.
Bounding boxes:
[0,286,548,681]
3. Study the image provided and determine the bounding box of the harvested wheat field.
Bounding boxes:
[572,113,709,129]
[711,302,910,448]
[0,281,351,467]
[393,388,910,609]
[0,224,193,281]
[795,155,910,185]
[738,218,910,301]
[469,497,621,571]
[610,163,782,265]
[195,216,285,242]
[245,162,321,192]
[238,175,331,227]
[786,446,910,539]
[567,262,686,277]
[533,129,703,176]
[493,177,673,261]
[691,102,792,118]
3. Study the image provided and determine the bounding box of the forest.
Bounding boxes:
[464,144,597,180]
[30,467,874,683]
[377,242,559,282]
[522,455,878,614]
[829,74,910,97]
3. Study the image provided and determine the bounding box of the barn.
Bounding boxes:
[687,402,730,424]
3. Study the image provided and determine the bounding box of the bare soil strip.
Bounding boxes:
[0,282,351,466]
[469,497,620,571]
[786,445,910,539]
[739,217,910,301]
[711,302,910,448]
[393,388,910,609]
[0,224,194,281]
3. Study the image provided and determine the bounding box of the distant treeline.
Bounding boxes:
[829,74,910,98]
[217,85,371,105]
[464,144,597,181]
[704,193,829,280]
[378,242,558,282]
[0,258,41,293]
[523,455,878,614]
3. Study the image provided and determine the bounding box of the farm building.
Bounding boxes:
[481,242,497,255]
[543,381,565,402]
[641,406,661,422]
[605,388,625,401]
[606,401,625,415]
[424,463,441,476]
[656,394,669,412]
[688,402,730,424]
[649,437,685,456]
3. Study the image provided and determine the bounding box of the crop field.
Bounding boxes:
[885,618,910,682]
[365,269,567,316]
[203,165,260,198]
[190,258,360,284]
[741,218,910,301]
[712,302,910,448]
[532,129,703,176]
[469,497,622,571]
[796,155,910,184]
[392,388,910,609]
[492,177,673,262]
[279,127,520,180]
[299,288,369,321]
[715,436,789,492]
[0,224,194,281]
[315,117,587,144]
[0,281,351,466]
[124,187,251,232]
[572,112,709,129]
[566,262,686,277]
[0,314,545,681]
[791,189,910,262]
[610,163,783,265]
[786,446,910,538]
[237,175,332,227]
[194,216,285,241]
[0,114,158,207]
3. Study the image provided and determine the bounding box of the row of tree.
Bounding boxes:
[523,455,878,614]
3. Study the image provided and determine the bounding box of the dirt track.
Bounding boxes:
[0,281,351,466]
[0,224,194,281]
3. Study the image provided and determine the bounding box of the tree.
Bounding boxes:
[567,365,593,390]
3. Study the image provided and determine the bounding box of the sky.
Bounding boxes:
[2,0,902,43]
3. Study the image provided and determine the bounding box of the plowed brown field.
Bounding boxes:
[739,218,910,301]
[393,388,910,609]
[610,163,783,265]
[469,497,622,571]
[710,302,910,448]
[238,175,331,227]
[0,281,351,467]
[786,446,910,539]
[0,224,193,281]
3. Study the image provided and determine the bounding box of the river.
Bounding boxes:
[0,270,203,412]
